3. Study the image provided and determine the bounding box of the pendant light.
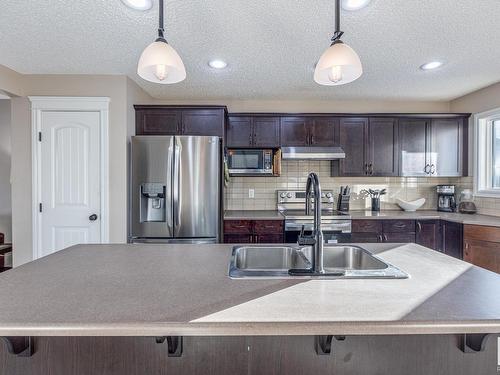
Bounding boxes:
[137,0,186,84]
[314,0,362,86]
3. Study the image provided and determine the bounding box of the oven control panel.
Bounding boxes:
[277,190,334,204]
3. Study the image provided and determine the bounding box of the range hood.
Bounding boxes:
[281,146,346,160]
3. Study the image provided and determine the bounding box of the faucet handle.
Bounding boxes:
[297,225,316,246]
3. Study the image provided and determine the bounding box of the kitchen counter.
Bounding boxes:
[224,210,284,220]
[225,209,500,227]
[0,243,500,337]
[348,210,500,227]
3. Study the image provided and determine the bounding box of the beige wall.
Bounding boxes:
[0,99,12,242]
[10,97,31,265]
[153,99,451,113]
[126,78,153,236]
[0,65,24,97]
[450,81,500,114]
[6,72,152,266]
[450,81,500,216]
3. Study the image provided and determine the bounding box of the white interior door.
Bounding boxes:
[39,111,101,256]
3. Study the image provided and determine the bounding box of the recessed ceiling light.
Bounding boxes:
[420,61,444,71]
[208,60,228,69]
[341,0,372,11]
[121,0,153,11]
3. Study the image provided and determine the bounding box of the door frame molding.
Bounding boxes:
[29,96,110,260]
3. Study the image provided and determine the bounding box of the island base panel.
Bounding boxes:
[1,335,498,375]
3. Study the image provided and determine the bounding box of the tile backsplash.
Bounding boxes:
[224,161,500,217]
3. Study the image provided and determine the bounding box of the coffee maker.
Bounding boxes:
[437,185,456,212]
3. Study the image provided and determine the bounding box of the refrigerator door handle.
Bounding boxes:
[173,139,182,236]
[166,137,174,233]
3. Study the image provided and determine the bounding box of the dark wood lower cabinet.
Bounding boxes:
[350,219,415,244]
[463,224,500,274]
[223,220,284,244]
[441,221,463,259]
[223,234,254,244]
[1,335,498,375]
[350,232,381,243]
[383,232,415,243]
[416,220,441,250]
[464,239,500,273]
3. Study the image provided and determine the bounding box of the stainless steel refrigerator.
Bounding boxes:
[130,136,221,243]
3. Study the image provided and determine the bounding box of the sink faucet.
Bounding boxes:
[298,172,325,274]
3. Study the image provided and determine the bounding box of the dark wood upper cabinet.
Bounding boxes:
[309,117,338,146]
[399,117,467,177]
[368,118,399,176]
[181,109,224,136]
[429,118,463,177]
[416,220,441,251]
[280,117,309,146]
[135,106,226,137]
[226,117,253,147]
[136,108,180,135]
[399,118,429,177]
[335,117,369,176]
[280,117,338,147]
[226,116,280,148]
[252,117,280,148]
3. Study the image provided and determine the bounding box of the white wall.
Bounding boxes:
[0,99,11,242]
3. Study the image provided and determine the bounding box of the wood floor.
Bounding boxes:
[1,335,498,375]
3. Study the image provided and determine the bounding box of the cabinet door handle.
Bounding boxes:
[384,234,388,242]
[364,164,369,175]
[424,164,430,174]
[417,222,422,232]
[254,235,258,243]
[249,134,253,145]
[430,164,436,175]
[369,163,373,175]
[310,133,314,145]
[377,234,382,242]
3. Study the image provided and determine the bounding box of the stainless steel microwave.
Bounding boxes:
[227,149,274,175]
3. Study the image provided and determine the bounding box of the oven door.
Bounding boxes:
[284,220,352,244]
[227,149,272,175]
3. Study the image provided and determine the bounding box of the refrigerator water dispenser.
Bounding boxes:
[140,183,166,222]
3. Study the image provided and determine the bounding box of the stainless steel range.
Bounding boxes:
[277,190,352,244]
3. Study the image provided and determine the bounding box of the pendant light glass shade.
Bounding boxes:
[137,40,186,84]
[137,0,186,84]
[314,41,362,85]
[314,0,363,86]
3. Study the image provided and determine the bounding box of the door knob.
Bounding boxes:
[89,214,98,221]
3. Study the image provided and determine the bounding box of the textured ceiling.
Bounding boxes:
[0,0,499,101]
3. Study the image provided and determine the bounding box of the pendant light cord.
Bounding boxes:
[331,0,344,44]
[156,0,167,42]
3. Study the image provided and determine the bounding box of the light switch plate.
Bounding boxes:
[248,189,255,198]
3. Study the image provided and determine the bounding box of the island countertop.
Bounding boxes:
[0,243,499,337]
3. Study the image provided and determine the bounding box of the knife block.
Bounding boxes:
[337,194,350,212]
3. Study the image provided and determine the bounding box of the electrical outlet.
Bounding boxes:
[248,189,255,198]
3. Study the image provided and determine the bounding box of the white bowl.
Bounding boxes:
[396,198,426,212]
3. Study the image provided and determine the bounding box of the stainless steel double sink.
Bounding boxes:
[228,245,408,279]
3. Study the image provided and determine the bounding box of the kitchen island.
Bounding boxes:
[1,243,499,374]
